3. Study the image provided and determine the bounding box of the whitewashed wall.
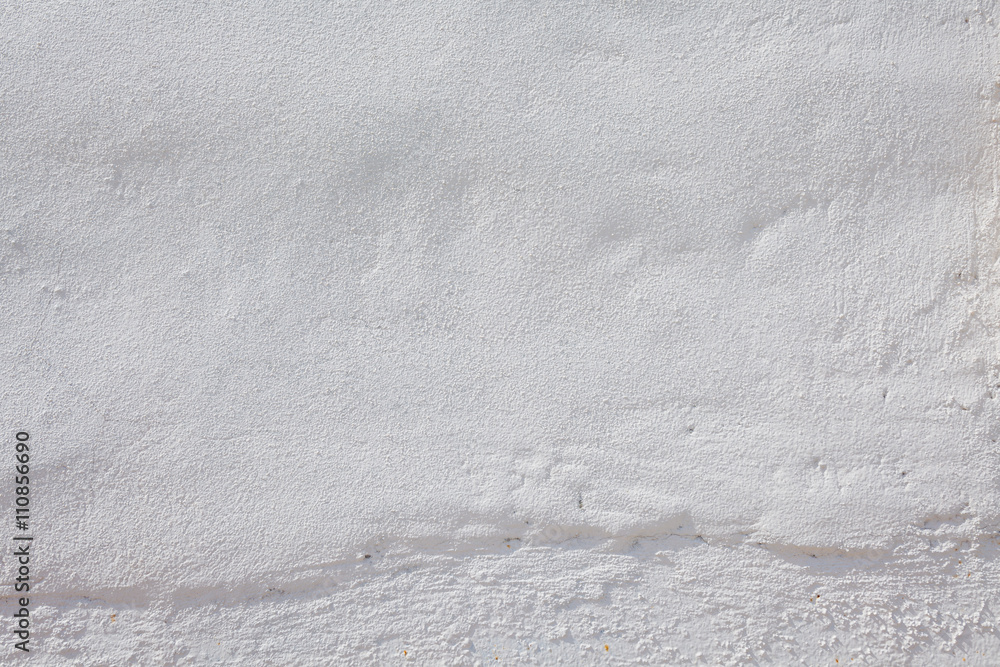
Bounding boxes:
[3,1,999,664]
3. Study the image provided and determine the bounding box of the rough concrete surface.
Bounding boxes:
[2,1,1000,664]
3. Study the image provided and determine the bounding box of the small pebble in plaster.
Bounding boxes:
[364,554,371,559]
[605,644,609,651]
[110,614,116,622]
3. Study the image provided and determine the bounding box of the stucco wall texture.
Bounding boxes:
[3,1,1000,664]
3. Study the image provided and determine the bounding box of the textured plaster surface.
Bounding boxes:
[2,1,1000,664]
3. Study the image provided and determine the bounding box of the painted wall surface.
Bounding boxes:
[2,1,999,664]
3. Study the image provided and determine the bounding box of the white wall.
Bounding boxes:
[3,1,999,664]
